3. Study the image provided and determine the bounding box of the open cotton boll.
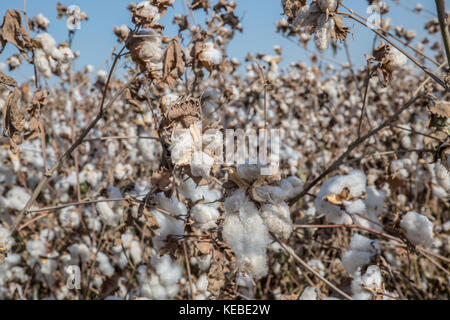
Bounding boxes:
[434,162,450,192]
[315,171,367,225]
[260,202,292,240]
[96,186,123,227]
[179,178,222,205]
[170,129,194,166]
[236,163,262,182]
[136,1,160,23]
[199,42,223,66]
[280,176,304,200]
[387,47,407,69]
[314,14,334,51]
[254,185,286,204]
[0,186,30,211]
[341,234,380,274]
[191,151,215,178]
[307,259,325,277]
[318,0,339,12]
[351,265,383,300]
[236,272,255,299]
[35,33,56,56]
[139,39,164,63]
[293,2,321,28]
[151,254,182,287]
[0,225,15,251]
[400,211,434,248]
[35,13,50,29]
[223,189,270,279]
[195,274,210,300]
[299,286,318,300]
[59,208,80,229]
[150,193,186,250]
[96,252,115,277]
[191,204,220,231]
[68,243,90,264]
[34,49,52,78]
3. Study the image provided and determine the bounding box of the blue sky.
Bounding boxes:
[0,0,445,82]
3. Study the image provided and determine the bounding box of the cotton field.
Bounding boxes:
[0,0,449,301]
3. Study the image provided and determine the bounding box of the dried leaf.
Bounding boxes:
[191,0,210,13]
[162,36,185,82]
[196,241,213,255]
[0,71,18,88]
[3,88,24,154]
[0,9,33,59]
[165,94,201,128]
[333,14,349,41]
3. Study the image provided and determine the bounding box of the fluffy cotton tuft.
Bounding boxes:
[400,211,434,248]
[223,189,271,279]
[341,234,380,274]
[199,42,223,65]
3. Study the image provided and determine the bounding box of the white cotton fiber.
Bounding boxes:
[96,252,115,277]
[223,190,270,279]
[190,204,220,231]
[341,234,380,274]
[151,193,186,250]
[351,265,383,300]
[299,286,318,300]
[400,211,434,248]
[0,225,15,251]
[0,186,30,211]
[260,202,293,240]
[199,42,223,66]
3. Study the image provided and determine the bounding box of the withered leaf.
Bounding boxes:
[0,71,18,88]
[162,36,185,83]
[0,9,33,59]
[191,0,210,13]
[196,241,213,255]
[165,94,201,128]
[24,90,48,142]
[151,168,171,190]
[3,88,24,154]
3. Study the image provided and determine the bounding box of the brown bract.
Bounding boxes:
[165,95,201,128]
[2,88,24,154]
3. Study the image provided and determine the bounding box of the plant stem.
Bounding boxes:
[435,0,450,67]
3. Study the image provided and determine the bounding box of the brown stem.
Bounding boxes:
[435,0,450,67]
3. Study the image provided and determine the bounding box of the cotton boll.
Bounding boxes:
[191,204,220,231]
[387,47,407,69]
[191,151,214,178]
[434,162,450,193]
[199,42,223,66]
[236,163,262,182]
[307,259,325,277]
[318,0,338,12]
[129,240,143,265]
[150,193,186,250]
[35,33,56,56]
[0,186,30,211]
[136,2,160,23]
[59,208,80,229]
[293,3,321,28]
[260,202,292,240]
[34,49,52,78]
[195,274,210,300]
[178,178,222,204]
[236,272,255,299]
[400,211,434,248]
[68,243,90,264]
[223,190,270,279]
[0,225,15,251]
[96,252,115,277]
[151,254,182,295]
[35,13,50,29]
[315,171,366,225]
[299,286,318,300]
[314,14,334,51]
[341,234,380,274]
[139,40,164,63]
[351,265,383,300]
